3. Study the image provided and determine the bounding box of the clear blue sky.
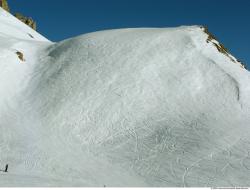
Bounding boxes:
[8,0,250,68]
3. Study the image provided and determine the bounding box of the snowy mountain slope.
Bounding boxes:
[1,7,250,187]
[0,8,48,41]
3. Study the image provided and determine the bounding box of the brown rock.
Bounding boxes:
[0,0,37,30]
[0,0,10,12]
[14,13,37,30]
[16,51,25,62]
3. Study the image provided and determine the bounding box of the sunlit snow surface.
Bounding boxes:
[0,7,250,187]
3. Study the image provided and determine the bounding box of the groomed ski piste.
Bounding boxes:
[0,7,250,187]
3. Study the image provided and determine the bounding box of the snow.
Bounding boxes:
[0,7,250,187]
[0,8,49,42]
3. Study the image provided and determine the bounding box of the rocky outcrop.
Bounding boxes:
[16,51,25,62]
[0,0,10,12]
[0,0,37,30]
[14,13,37,30]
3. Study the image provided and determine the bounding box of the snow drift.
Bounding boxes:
[0,7,250,187]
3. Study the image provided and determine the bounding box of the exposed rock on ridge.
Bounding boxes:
[0,0,37,30]
[201,26,246,69]
[0,0,9,12]
[14,13,37,30]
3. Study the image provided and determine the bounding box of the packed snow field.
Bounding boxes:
[0,7,250,187]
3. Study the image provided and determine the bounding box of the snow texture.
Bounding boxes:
[0,7,250,187]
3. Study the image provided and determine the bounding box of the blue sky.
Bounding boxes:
[8,0,250,68]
